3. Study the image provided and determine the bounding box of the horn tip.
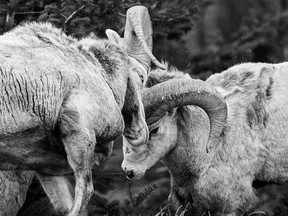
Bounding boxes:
[159,64,167,70]
[155,61,167,70]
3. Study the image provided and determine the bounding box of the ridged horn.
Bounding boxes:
[124,6,166,71]
[142,78,227,152]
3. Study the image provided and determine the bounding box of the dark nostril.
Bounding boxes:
[125,170,135,180]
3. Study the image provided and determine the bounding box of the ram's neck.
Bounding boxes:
[76,38,129,110]
[162,105,212,186]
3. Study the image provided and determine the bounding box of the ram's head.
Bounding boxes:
[122,69,227,179]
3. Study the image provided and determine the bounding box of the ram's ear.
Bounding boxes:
[106,29,122,45]
[87,32,97,39]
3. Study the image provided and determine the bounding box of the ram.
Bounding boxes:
[122,63,288,216]
[0,6,164,216]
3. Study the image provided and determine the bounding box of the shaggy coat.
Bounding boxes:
[0,22,148,215]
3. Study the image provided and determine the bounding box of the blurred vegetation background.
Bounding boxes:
[1,0,288,215]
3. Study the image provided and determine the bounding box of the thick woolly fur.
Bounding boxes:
[135,62,288,215]
[0,22,147,215]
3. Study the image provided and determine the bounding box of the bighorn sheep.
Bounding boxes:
[0,6,164,216]
[122,63,288,216]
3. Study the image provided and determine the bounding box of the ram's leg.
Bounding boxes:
[168,188,185,215]
[62,129,95,216]
[37,173,75,214]
[0,170,34,216]
[94,141,114,165]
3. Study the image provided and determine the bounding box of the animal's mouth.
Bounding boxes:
[123,167,146,180]
[124,170,135,180]
[121,156,148,180]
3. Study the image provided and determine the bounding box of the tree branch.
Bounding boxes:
[14,10,45,14]
[62,4,86,29]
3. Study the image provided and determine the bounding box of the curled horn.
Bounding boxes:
[142,78,227,152]
[124,6,166,71]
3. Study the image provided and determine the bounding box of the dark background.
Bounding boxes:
[1,0,288,215]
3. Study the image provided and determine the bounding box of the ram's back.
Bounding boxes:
[207,62,288,182]
[0,22,125,148]
[0,23,78,135]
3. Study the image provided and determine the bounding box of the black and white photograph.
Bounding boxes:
[1,0,288,215]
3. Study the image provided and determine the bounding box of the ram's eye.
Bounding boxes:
[150,127,159,134]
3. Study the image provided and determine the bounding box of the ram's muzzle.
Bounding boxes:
[121,136,150,180]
